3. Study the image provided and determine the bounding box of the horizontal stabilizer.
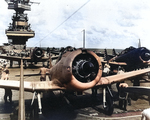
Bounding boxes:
[121,86,150,96]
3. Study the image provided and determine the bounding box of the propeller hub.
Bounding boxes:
[78,61,94,75]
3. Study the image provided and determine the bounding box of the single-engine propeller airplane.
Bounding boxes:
[0,48,150,118]
[0,47,55,68]
[101,46,150,72]
[100,47,150,88]
[97,47,150,108]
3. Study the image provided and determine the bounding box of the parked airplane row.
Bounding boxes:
[0,46,150,119]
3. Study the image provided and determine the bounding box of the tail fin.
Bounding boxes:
[112,49,117,56]
[104,49,108,63]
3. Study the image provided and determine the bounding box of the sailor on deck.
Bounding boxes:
[39,67,49,81]
[1,65,12,103]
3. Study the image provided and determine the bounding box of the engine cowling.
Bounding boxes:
[115,47,150,64]
[30,47,44,61]
[49,49,102,91]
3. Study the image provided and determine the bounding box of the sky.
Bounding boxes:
[1,0,150,49]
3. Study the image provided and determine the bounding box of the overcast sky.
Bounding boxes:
[1,0,150,49]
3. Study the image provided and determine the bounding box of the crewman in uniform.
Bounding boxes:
[39,67,49,81]
[1,65,9,80]
[1,65,12,103]
[46,47,50,57]
[0,66,2,79]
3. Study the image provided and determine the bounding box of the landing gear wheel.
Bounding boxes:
[10,103,39,120]
[104,92,114,115]
[130,93,138,101]
[119,99,127,111]
[30,101,39,120]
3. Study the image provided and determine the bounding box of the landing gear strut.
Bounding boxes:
[31,92,42,114]
[29,92,43,120]
[103,86,114,115]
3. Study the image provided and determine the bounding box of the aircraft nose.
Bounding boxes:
[72,52,100,83]
[36,50,41,55]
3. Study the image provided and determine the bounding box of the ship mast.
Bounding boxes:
[5,0,35,50]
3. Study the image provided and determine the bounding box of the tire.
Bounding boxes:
[104,92,114,115]
[29,101,39,120]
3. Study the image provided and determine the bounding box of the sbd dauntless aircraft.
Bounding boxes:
[0,48,150,118]
[100,46,150,88]
[101,46,150,71]
[99,47,150,104]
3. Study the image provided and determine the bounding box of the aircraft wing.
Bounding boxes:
[0,80,65,92]
[101,60,127,66]
[0,54,21,61]
[0,54,58,62]
[120,86,150,96]
[96,67,150,86]
[0,68,150,92]
[23,57,49,62]
[15,73,49,77]
[50,55,59,60]
[50,51,60,55]
[102,60,150,66]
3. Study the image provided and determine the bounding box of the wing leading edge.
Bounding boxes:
[96,67,150,86]
[0,80,65,92]
[0,68,150,92]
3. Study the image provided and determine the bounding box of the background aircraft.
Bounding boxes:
[105,46,150,72]
[0,48,150,119]
[0,47,52,68]
[96,46,150,110]
[96,48,118,62]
